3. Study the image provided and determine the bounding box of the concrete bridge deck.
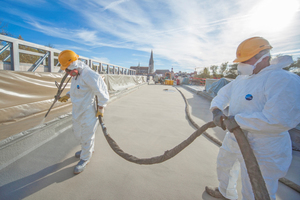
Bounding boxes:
[0,84,299,200]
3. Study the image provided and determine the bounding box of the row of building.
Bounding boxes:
[130,50,195,79]
[130,50,170,75]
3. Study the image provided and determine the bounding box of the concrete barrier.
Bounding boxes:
[0,114,72,170]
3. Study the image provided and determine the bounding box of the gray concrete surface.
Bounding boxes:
[0,84,299,200]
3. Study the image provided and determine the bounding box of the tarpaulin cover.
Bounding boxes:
[205,78,231,98]
[0,70,72,140]
[204,79,219,91]
[0,70,147,141]
[106,75,147,92]
[181,78,189,85]
[0,70,72,125]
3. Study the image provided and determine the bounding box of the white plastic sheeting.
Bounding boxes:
[0,70,146,141]
[105,75,146,92]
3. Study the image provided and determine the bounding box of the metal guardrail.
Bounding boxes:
[0,35,136,75]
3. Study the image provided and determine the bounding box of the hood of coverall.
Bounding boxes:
[67,60,87,73]
[264,55,294,72]
[238,55,294,79]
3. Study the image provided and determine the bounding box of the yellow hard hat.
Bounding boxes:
[58,50,79,70]
[233,37,272,63]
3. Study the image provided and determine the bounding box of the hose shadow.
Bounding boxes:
[0,156,77,199]
[185,92,227,143]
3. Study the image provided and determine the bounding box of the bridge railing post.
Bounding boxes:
[99,63,103,74]
[12,41,20,71]
[89,59,92,68]
[49,51,54,72]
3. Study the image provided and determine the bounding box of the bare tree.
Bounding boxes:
[45,43,55,48]
[0,20,13,36]
[284,57,300,76]
[219,62,228,77]
[197,67,211,78]
[225,63,238,79]
[210,65,218,78]
[18,35,24,40]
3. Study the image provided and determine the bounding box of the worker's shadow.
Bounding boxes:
[0,156,77,199]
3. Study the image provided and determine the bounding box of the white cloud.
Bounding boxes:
[132,54,148,58]
[5,0,300,71]
[103,0,130,11]
[91,56,110,64]
[26,20,125,48]
[53,44,90,52]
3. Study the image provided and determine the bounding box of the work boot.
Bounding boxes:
[75,150,81,158]
[205,186,230,200]
[73,159,90,174]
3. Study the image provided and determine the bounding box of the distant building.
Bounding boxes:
[130,63,149,75]
[130,50,155,75]
[154,69,170,76]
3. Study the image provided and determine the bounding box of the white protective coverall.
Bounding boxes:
[67,60,109,161]
[210,56,300,200]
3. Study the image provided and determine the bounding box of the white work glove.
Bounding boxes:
[96,106,104,117]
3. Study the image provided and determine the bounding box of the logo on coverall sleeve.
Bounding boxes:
[77,85,80,89]
[245,94,253,101]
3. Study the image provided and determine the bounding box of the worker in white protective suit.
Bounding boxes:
[58,50,109,174]
[205,37,300,200]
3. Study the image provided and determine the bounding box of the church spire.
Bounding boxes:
[149,50,154,74]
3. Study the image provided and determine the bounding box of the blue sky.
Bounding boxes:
[1,0,300,73]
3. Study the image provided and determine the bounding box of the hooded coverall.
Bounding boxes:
[210,56,300,200]
[67,60,109,161]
